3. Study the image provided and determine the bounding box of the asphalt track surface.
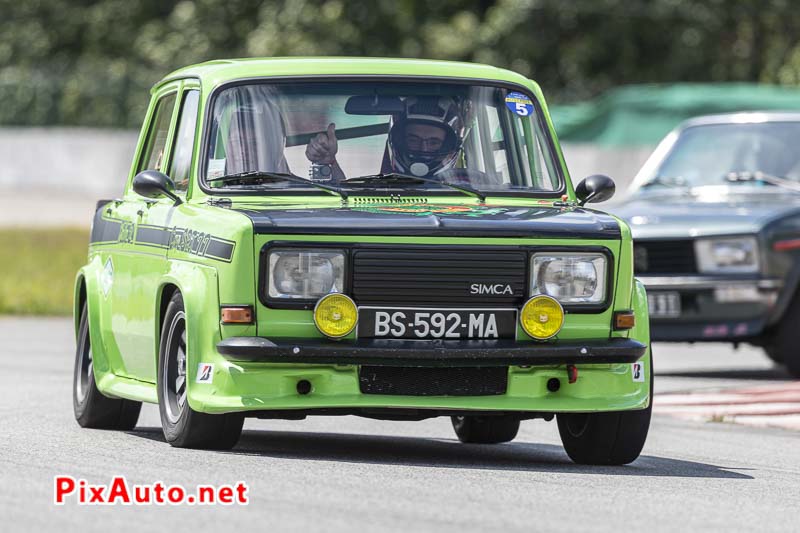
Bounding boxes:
[2,317,798,532]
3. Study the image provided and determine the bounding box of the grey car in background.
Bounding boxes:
[614,112,800,376]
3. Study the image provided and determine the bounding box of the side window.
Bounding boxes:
[169,90,200,192]
[138,93,177,173]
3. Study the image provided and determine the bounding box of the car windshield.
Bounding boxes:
[641,121,800,190]
[203,81,561,194]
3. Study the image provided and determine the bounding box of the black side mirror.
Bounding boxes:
[132,170,182,205]
[576,174,615,206]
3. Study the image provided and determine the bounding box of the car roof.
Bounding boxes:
[156,57,539,94]
[678,111,800,129]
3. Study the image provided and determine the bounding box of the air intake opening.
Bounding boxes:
[359,366,508,396]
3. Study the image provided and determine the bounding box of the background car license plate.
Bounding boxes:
[358,307,517,339]
[648,291,681,318]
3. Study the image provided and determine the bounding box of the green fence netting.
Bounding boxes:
[550,83,800,146]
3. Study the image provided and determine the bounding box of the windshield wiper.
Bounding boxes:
[344,173,486,202]
[724,171,800,193]
[207,171,348,200]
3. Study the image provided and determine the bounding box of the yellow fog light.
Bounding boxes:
[313,293,358,339]
[520,295,564,340]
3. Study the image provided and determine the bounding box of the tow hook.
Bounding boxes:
[567,365,579,384]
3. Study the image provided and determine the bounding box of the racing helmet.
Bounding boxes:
[387,96,465,177]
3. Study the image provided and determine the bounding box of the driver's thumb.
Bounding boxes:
[326,123,336,142]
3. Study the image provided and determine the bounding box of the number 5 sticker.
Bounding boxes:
[631,361,645,382]
[505,92,534,116]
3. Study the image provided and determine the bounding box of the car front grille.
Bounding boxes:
[351,247,528,307]
[633,240,697,274]
[359,366,509,396]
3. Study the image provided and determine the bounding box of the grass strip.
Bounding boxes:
[0,228,88,315]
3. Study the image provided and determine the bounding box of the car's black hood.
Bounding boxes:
[231,202,621,239]
[613,187,800,239]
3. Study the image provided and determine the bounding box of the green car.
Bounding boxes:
[72,58,651,465]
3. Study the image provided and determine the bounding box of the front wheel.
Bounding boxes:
[157,292,244,449]
[451,415,520,444]
[556,355,652,465]
[73,302,141,429]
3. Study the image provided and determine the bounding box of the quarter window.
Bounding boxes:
[138,93,177,173]
[169,90,200,191]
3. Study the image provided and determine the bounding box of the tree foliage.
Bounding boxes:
[3,0,800,127]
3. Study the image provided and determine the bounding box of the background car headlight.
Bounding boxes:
[530,253,607,304]
[268,249,345,299]
[695,237,759,273]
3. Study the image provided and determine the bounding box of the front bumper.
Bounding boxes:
[184,337,651,415]
[216,337,647,366]
[640,275,781,341]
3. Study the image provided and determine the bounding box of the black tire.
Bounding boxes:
[451,415,520,444]
[764,298,800,376]
[556,354,653,465]
[73,302,141,430]
[157,292,244,449]
[763,345,783,365]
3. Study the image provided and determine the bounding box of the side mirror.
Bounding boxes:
[576,174,615,206]
[132,170,182,205]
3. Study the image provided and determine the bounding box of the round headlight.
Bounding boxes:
[313,293,358,339]
[520,295,564,340]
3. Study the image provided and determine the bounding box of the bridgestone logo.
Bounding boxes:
[470,284,514,295]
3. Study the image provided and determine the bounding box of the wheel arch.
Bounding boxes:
[154,281,182,372]
[153,261,221,378]
[631,277,653,404]
[73,270,87,339]
[74,260,103,343]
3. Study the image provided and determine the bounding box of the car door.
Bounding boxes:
[109,84,180,382]
[131,81,202,382]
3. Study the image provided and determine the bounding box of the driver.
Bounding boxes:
[305,96,465,181]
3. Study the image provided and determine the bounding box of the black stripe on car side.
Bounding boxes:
[135,225,172,248]
[90,210,124,244]
[90,215,235,262]
[205,238,236,262]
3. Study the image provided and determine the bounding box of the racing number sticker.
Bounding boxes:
[632,361,645,382]
[505,92,534,116]
[196,363,214,384]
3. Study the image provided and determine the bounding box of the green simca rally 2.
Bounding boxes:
[72,58,652,465]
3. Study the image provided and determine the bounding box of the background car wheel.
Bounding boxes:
[764,298,800,377]
[157,292,244,449]
[451,415,520,444]
[763,346,783,364]
[556,353,653,465]
[73,302,141,429]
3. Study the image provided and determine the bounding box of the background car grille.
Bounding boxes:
[634,240,697,274]
[359,366,509,396]
[352,248,528,307]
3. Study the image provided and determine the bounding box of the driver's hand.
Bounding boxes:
[306,123,338,164]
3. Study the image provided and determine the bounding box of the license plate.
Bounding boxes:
[358,307,517,339]
[647,292,681,318]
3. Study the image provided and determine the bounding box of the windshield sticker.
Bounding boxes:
[505,92,534,117]
[208,158,226,179]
